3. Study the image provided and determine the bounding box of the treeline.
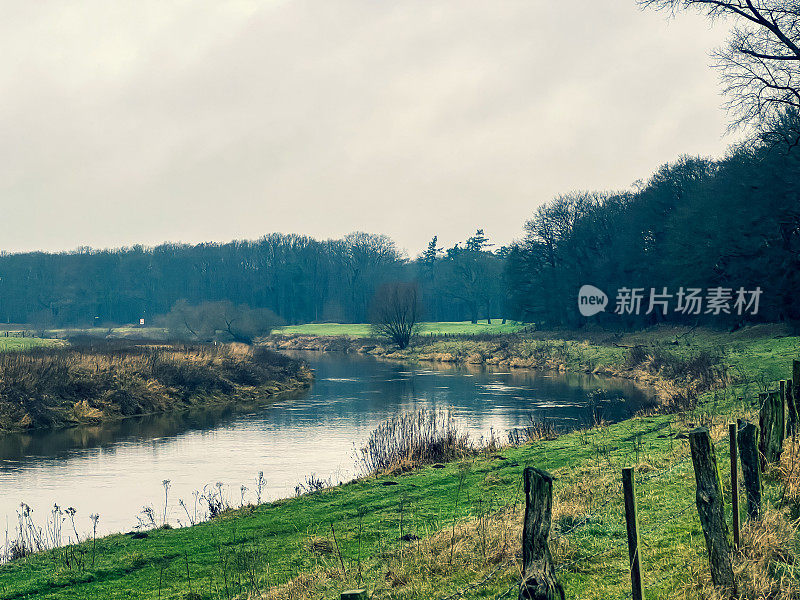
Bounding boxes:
[2,135,797,331]
[506,135,800,327]
[0,231,507,327]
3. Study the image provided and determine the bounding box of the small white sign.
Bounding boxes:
[139,318,145,326]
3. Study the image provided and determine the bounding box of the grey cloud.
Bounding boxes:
[0,0,732,255]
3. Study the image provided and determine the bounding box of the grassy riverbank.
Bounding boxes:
[0,326,798,599]
[274,320,528,337]
[16,321,525,342]
[269,324,796,408]
[0,340,312,431]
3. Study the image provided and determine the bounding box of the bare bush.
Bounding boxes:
[508,416,559,445]
[627,346,727,387]
[294,474,332,496]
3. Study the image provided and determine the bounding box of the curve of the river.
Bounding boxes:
[0,351,652,541]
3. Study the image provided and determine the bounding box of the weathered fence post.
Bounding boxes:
[759,390,785,465]
[737,420,762,520]
[622,468,644,600]
[794,361,800,424]
[519,467,564,600]
[689,427,736,594]
[341,590,367,600]
[728,423,740,549]
[788,378,798,440]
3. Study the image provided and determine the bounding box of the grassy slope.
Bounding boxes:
[0,327,797,599]
[274,320,527,337]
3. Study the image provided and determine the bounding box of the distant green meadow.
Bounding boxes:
[0,321,525,350]
[274,320,528,337]
[0,337,60,352]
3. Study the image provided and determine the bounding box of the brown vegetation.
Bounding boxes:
[0,339,311,431]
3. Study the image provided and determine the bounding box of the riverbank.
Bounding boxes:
[267,324,794,408]
[0,340,312,432]
[274,320,528,337]
[0,326,797,599]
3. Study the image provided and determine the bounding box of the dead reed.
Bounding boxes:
[0,339,308,430]
[358,409,473,475]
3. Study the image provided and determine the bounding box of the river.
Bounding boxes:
[0,351,652,542]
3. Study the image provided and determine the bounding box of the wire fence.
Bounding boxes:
[330,424,768,600]
[419,375,793,600]
[408,423,736,600]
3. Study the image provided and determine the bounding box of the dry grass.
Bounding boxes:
[776,439,800,518]
[252,503,523,600]
[733,508,800,600]
[675,438,800,600]
[675,507,800,600]
[0,339,310,430]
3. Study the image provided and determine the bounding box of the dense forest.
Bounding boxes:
[1,129,798,330]
[0,231,507,327]
[507,125,800,327]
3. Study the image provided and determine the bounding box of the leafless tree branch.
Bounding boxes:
[639,0,800,138]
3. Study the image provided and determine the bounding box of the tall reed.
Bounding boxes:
[358,409,473,475]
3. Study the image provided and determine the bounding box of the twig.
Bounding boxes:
[330,521,346,578]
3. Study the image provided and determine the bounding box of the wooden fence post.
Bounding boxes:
[622,468,644,600]
[788,378,798,440]
[728,423,740,549]
[689,427,736,594]
[759,390,785,465]
[781,380,788,436]
[737,420,762,520]
[794,360,800,426]
[519,467,564,600]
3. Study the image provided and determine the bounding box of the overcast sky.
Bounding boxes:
[1,1,733,257]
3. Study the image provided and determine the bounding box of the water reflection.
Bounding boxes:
[0,351,652,537]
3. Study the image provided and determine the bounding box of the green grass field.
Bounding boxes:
[45,326,169,339]
[274,320,528,337]
[0,337,60,352]
[2,321,526,343]
[0,326,797,599]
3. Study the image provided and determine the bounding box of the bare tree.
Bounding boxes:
[369,282,422,349]
[640,0,800,141]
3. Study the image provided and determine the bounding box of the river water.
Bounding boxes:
[0,351,652,541]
